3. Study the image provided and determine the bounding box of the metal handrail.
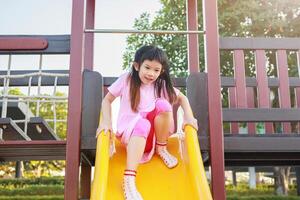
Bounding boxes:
[85,28,205,35]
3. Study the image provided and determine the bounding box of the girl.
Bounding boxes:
[97,45,198,200]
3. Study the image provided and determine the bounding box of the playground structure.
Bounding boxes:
[1,0,300,199]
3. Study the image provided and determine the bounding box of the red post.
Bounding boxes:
[65,0,85,199]
[84,0,95,70]
[202,0,226,199]
[80,0,95,198]
[187,0,200,73]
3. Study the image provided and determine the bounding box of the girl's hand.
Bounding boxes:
[96,121,112,138]
[182,117,198,131]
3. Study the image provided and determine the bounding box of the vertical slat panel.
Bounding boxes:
[295,88,300,132]
[233,50,248,134]
[229,88,238,134]
[276,50,291,133]
[255,50,273,134]
[247,87,256,135]
[296,50,300,132]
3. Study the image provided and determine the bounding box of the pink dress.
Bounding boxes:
[108,72,179,163]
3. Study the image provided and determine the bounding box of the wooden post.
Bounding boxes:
[202,0,226,199]
[65,0,85,199]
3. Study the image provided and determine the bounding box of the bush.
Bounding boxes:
[0,196,63,200]
[227,196,300,200]
[0,177,64,188]
[0,185,64,196]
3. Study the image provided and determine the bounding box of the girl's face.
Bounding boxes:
[134,59,163,85]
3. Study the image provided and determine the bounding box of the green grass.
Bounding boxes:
[0,196,63,200]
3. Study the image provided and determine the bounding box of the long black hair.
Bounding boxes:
[129,45,176,112]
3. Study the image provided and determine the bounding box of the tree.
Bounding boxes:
[123,0,300,196]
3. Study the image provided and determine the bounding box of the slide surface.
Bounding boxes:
[91,125,212,200]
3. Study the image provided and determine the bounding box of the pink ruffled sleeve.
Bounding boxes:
[108,72,129,97]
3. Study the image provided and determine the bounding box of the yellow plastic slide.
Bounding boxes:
[90,125,212,200]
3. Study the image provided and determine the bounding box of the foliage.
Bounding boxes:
[0,185,63,196]
[123,0,300,78]
[0,196,63,200]
[0,177,64,187]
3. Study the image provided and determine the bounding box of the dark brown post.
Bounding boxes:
[65,0,85,199]
[202,0,226,199]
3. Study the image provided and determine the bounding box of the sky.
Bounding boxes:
[0,0,162,131]
[0,0,162,75]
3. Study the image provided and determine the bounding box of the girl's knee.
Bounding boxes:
[132,118,151,139]
[155,99,172,113]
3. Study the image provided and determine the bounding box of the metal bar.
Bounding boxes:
[24,76,33,135]
[0,72,69,79]
[36,55,43,117]
[53,77,58,134]
[85,28,205,35]
[1,95,68,100]
[13,119,67,123]
[0,98,67,103]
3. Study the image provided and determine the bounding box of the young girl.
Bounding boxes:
[97,45,198,200]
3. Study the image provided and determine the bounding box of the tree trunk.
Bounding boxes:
[274,166,290,196]
[15,161,23,178]
[232,170,237,186]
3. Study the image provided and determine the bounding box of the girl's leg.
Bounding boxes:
[123,118,150,200]
[126,136,146,170]
[154,99,178,168]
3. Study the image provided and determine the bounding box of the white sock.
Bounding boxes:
[123,170,143,200]
[155,142,178,168]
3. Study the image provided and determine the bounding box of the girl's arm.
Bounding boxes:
[176,92,198,130]
[96,92,116,137]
